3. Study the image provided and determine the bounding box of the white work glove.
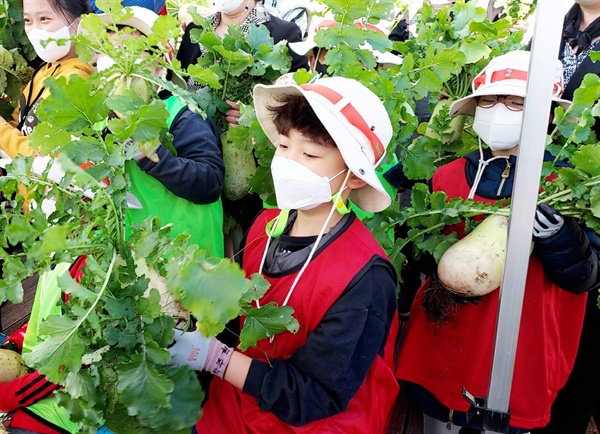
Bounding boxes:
[533,203,564,239]
[166,329,234,379]
[167,329,213,372]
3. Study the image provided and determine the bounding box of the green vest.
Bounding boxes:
[22,263,80,434]
[125,96,224,257]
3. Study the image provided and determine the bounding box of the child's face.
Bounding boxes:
[275,128,348,192]
[23,0,73,34]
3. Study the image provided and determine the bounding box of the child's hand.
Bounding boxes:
[533,204,564,239]
[167,329,213,371]
[166,329,234,378]
[225,99,242,127]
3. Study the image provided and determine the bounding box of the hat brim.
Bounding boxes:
[450,81,571,117]
[372,50,402,67]
[289,39,317,56]
[97,13,153,36]
[254,83,391,213]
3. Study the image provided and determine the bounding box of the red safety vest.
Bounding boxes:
[197,209,399,433]
[396,158,587,429]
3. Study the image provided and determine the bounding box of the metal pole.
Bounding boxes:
[484,1,570,432]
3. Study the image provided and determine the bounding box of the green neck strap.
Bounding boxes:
[265,209,290,238]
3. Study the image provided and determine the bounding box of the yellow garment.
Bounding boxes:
[0,58,93,158]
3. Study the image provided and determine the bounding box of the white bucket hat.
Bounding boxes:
[289,19,402,69]
[80,6,175,61]
[97,6,157,36]
[254,76,393,213]
[450,50,571,117]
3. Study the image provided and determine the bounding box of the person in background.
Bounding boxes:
[177,0,308,127]
[167,76,399,433]
[395,50,599,434]
[88,5,226,257]
[88,0,166,14]
[0,1,92,430]
[0,0,92,159]
[532,1,600,433]
[288,18,403,76]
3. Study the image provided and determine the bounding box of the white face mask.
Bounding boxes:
[95,55,116,72]
[27,24,73,63]
[271,155,346,211]
[212,0,245,13]
[472,104,524,151]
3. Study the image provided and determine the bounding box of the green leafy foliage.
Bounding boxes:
[188,14,291,122]
[239,303,300,351]
[0,0,35,117]
[391,1,521,179]
[183,10,292,207]
[2,1,298,431]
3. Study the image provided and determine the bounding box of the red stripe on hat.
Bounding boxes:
[473,68,529,87]
[301,84,385,165]
[474,68,564,96]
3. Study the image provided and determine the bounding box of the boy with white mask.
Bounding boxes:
[396,50,600,433]
[166,76,400,433]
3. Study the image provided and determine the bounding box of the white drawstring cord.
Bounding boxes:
[468,138,509,200]
[256,170,352,341]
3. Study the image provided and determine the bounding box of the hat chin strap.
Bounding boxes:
[468,138,509,200]
[256,171,352,332]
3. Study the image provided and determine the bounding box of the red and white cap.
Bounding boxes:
[450,50,571,117]
[289,18,402,68]
[254,76,393,213]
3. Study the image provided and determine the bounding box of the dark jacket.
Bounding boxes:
[177,15,308,73]
[136,104,224,205]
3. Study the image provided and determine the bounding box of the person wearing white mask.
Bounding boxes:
[396,50,600,433]
[0,0,93,159]
[166,76,399,433]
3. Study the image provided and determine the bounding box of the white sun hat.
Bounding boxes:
[81,6,175,59]
[450,50,571,117]
[254,76,394,213]
[97,6,157,36]
[289,18,402,69]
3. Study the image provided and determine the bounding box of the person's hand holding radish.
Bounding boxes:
[533,203,564,239]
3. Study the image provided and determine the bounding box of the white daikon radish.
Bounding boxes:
[437,214,509,297]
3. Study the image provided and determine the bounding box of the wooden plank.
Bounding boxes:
[0,274,38,335]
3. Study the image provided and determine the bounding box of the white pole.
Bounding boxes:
[484,1,570,432]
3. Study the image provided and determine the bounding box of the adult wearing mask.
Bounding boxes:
[176,0,308,127]
[0,0,93,159]
[533,1,600,433]
[395,50,599,434]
